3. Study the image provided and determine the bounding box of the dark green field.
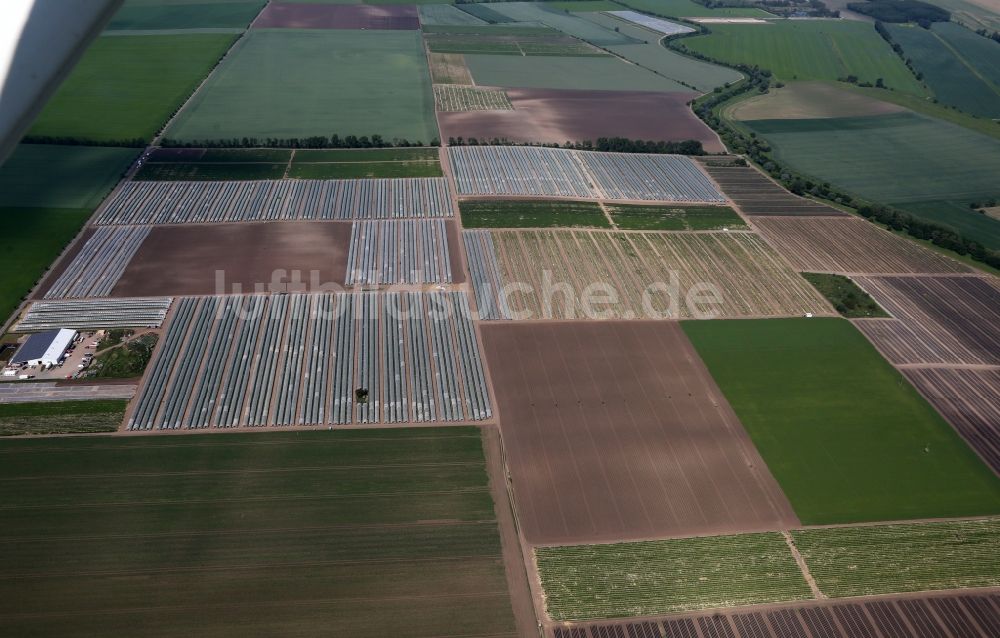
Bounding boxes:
[107,0,265,30]
[802,273,888,318]
[292,148,439,162]
[29,34,238,143]
[0,400,126,436]
[0,208,93,325]
[287,162,442,179]
[0,428,518,638]
[0,145,137,209]
[607,204,746,231]
[460,200,610,228]
[135,162,287,180]
[887,22,1000,119]
[682,318,1000,525]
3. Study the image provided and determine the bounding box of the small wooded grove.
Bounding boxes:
[447,137,706,155]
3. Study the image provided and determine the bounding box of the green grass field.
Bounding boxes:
[287,162,442,178]
[0,208,93,326]
[486,3,637,45]
[543,0,622,10]
[107,0,265,30]
[464,54,688,91]
[0,428,518,637]
[616,0,773,17]
[460,200,610,228]
[682,318,1000,525]
[801,273,888,318]
[607,204,745,230]
[0,145,136,209]
[682,21,926,94]
[425,34,606,56]
[793,518,1000,598]
[0,400,126,436]
[743,112,1000,250]
[29,34,237,143]
[536,533,810,620]
[135,162,287,180]
[887,23,1000,119]
[166,30,438,144]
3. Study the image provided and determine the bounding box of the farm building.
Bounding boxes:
[10,329,76,367]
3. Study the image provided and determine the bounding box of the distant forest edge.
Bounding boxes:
[848,0,950,25]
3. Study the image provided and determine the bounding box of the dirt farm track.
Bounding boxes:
[481,321,798,545]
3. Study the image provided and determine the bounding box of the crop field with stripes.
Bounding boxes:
[466,229,829,320]
[347,220,454,285]
[536,533,811,620]
[94,178,452,225]
[793,518,1000,598]
[551,592,1000,638]
[853,276,1000,365]
[14,298,172,332]
[0,429,519,638]
[129,292,491,430]
[754,217,968,275]
[43,227,150,299]
[904,367,1000,474]
[434,85,514,112]
[699,162,847,216]
[449,146,725,201]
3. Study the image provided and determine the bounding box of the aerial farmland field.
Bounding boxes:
[680,20,926,94]
[536,533,810,620]
[0,144,137,209]
[28,34,238,143]
[165,30,438,144]
[462,55,690,92]
[106,0,265,30]
[683,318,1000,524]
[886,22,1000,119]
[0,429,520,638]
[742,112,1000,250]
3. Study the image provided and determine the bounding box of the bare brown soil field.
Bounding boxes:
[31,227,94,299]
[904,367,1000,475]
[438,88,724,153]
[481,321,799,545]
[254,3,419,30]
[730,82,905,121]
[754,216,969,274]
[701,164,848,216]
[429,52,473,85]
[113,221,351,297]
[549,590,1000,638]
[853,275,1000,365]
[487,230,830,320]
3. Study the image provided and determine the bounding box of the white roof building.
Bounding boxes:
[11,328,76,367]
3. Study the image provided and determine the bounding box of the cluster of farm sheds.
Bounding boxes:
[5,146,999,469]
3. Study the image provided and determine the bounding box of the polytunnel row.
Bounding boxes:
[575,151,726,202]
[463,230,512,321]
[448,146,594,198]
[44,226,150,299]
[94,178,453,225]
[447,146,726,202]
[14,298,172,332]
[128,291,492,430]
[346,219,453,285]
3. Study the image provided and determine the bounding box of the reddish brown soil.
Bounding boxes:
[112,221,351,297]
[254,3,419,30]
[438,88,724,153]
[445,220,466,285]
[33,228,95,299]
[481,321,798,545]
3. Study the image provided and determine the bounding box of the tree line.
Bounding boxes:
[447,137,705,155]
[160,135,437,149]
